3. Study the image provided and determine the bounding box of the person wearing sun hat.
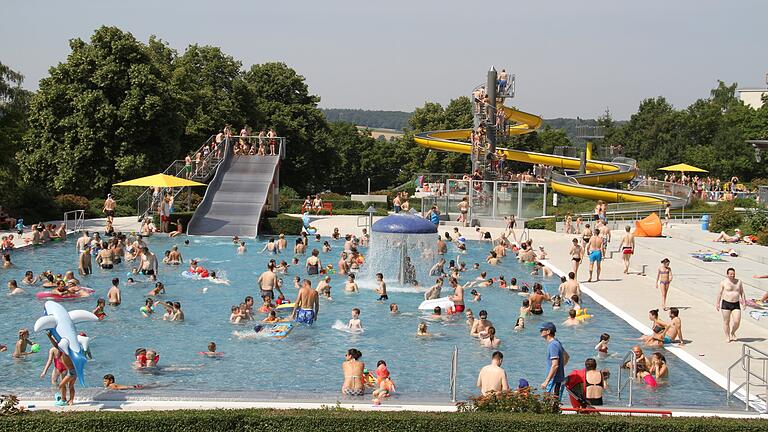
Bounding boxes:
[538,322,569,398]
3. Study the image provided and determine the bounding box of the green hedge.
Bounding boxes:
[262,215,303,235]
[525,217,556,231]
[0,408,764,432]
[708,203,742,233]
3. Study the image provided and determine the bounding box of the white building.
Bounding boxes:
[739,88,768,109]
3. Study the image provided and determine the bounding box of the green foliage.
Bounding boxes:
[524,217,556,231]
[743,208,768,235]
[459,390,561,414]
[757,229,768,246]
[322,109,412,130]
[732,197,759,209]
[1,409,765,432]
[708,203,743,233]
[4,185,61,223]
[54,195,90,213]
[261,215,303,235]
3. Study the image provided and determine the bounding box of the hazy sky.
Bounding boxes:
[2,0,766,119]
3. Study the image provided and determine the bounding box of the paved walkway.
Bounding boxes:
[2,217,142,250]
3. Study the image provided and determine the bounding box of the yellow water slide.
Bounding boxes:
[414,104,667,204]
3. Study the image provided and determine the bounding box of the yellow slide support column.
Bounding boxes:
[585,141,593,174]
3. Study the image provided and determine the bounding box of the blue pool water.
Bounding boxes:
[0,234,735,408]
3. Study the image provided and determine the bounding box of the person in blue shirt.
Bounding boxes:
[539,322,570,398]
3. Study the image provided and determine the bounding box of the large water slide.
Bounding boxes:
[187,141,280,237]
[414,104,686,206]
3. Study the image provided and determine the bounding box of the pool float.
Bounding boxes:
[747,299,766,309]
[181,271,200,279]
[575,308,592,321]
[301,213,317,235]
[418,296,455,311]
[36,287,95,301]
[254,323,294,339]
[33,301,98,386]
[30,343,41,353]
[275,303,296,314]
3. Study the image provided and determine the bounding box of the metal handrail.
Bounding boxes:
[617,350,636,407]
[726,343,768,412]
[449,345,458,403]
[63,210,85,233]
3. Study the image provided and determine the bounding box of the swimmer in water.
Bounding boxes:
[563,309,581,326]
[148,282,165,296]
[375,273,388,301]
[348,308,363,331]
[514,316,525,331]
[595,333,610,357]
[480,326,501,348]
[416,322,430,337]
[389,303,399,314]
[141,298,155,317]
[237,241,247,254]
[8,279,24,295]
[201,342,223,357]
[103,374,143,390]
[344,273,359,293]
[471,289,481,302]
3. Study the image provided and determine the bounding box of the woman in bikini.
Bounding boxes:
[341,348,365,396]
[564,214,573,234]
[569,238,583,278]
[640,309,669,348]
[656,258,672,310]
[581,224,592,258]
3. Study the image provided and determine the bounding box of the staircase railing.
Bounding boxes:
[727,343,768,412]
[617,350,636,407]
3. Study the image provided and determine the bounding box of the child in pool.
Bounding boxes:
[416,322,430,337]
[141,298,154,317]
[471,289,481,302]
[348,308,363,331]
[201,342,223,357]
[514,316,525,331]
[375,273,388,301]
[563,309,581,326]
[635,363,657,387]
[148,282,165,296]
[520,299,531,316]
[93,298,107,320]
[275,293,289,305]
[258,298,274,314]
[262,310,279,323]
[389,303,399,314]
[497,276,507,289]
[551,295,562,310]
[595,333,610,357]
[103,374,142,390]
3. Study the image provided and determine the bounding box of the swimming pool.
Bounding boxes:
[0,234,737,408]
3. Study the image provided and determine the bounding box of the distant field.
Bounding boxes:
[356,126,403,140]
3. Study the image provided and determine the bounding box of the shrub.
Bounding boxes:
[6,185,61,223]
[708,203,742,233]
[262,215,303,235]
[279,186,300,209]
[525,217,556,231]
[732,197,759,209]
[459,389,561,414]
[319,192,349,201]
[757,229,768,247]
[1,408,765,432]
[743,208,768,235]
[54,194,90,213]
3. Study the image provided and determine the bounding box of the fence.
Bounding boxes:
[420,179,548,221]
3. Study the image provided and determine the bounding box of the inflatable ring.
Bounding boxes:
[30,343,41,353]
[307,226,317,235]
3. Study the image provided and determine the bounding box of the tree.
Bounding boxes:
[17,26,184,196]
[0,62,31,212]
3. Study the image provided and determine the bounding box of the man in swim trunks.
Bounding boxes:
[470,310,493,338]
[716,268,746,343]
[258,262,280,302]
[138,247,158,276]
[528,284,550,315]
[79,245,92,276]
[102,194,116,223]
[619,225,635,274]
[292,279,319,325]
[665,307,684,345]
[587,234,603,282]
[107,278,121,306]
[449,277,465,313]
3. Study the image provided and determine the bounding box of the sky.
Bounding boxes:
[1,0,766,119]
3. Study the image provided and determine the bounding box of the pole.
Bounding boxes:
[367,178,371,196]
[486,67,497,155]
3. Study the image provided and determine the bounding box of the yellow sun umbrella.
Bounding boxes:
[657,163,708,173]
[113,173,206,187]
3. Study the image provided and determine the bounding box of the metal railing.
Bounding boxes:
[617,350,637,407]
[449,345,458,403]
[134,135,285,221]
[727,343,768,412]
[63,210,85,233]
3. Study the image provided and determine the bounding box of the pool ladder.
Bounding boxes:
[449,345,458,403]
[616,350,637,407]
[727,343,768,413]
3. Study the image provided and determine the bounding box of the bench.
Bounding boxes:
[322,202,333,215]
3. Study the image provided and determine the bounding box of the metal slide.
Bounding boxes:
[414,104,687,207]
[187,142,279,237]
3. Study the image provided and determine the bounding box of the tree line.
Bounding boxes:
[1,26,767,221]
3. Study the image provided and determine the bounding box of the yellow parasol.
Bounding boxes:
[113,173,206,187]
[657,163,708,173]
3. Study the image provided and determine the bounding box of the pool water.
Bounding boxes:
[0,234,735,408]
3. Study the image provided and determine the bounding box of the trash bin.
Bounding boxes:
[700,214,709,231]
